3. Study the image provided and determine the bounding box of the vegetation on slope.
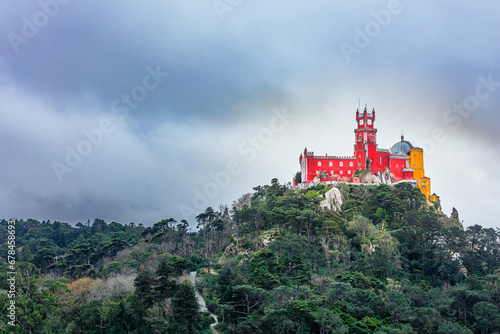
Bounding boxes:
[1,179,499,333]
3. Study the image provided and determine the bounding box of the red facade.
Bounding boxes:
[298,106,415,184]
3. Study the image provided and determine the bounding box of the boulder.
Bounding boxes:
[320,187,343,211]
[451,207,460,222]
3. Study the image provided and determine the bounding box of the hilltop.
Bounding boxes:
[1,179,499,333]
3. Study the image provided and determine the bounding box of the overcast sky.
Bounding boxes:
[1,1,499,228]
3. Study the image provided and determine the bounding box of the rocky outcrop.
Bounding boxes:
[320,187,343,211]
[451,207,460,223]
[358,167,395,185]
[358,170,373,184]
[320,171,329,178]
[376,167,396,184]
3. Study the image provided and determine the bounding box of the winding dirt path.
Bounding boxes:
[189,271,219,334]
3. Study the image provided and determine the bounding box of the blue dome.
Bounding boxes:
[390,136,414,155]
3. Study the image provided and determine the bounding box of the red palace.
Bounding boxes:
[295,106,436,201]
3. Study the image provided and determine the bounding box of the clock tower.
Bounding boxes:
[354,105,377,170]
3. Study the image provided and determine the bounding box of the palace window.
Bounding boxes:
[380,157,382,164]
[339,162,343,167]
[340,171,343,174]
[349,162,353,167]
[348,170,351,174]
[329,162,333,166]
[318,161,322,166]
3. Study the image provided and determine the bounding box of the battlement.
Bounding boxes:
[312,155,356,160]
[357,112,374,118]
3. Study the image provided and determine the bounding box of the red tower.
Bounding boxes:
[354,106,377,170]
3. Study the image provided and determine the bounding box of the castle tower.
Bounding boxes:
[408,148,435,201]
[354,106,377,170]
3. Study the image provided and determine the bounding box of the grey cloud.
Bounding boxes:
[1,1,499,227]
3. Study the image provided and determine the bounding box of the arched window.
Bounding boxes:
[340,170,343,174]
[339,162,343,167]
[329,162,333,167]
[348,170,351,174]
[349,162,353,167]
[358,135,362,141]
[318,161,322,166]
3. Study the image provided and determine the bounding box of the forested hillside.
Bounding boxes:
[1,179,499,333]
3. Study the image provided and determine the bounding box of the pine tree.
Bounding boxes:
[156,258,177,299]
[172,281,199,333]
[134,269,156,308]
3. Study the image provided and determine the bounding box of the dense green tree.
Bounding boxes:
[462,225,500,277]
[91,218,107,234]
[101,261,123,277]
[384,290,413,324]
[223,285,267,318]
[377,324,416,334]
[270,233,321,284]
[396,210,464,286]
[172,281,199,334]
[156,258,177,299]
[107,221,126,232]
[482,273,500,308]
[166,254,192,276]
[31,248,58,269]
[248,249,281,289]
[134,269,157,308]
[217,267,238,302]
[313,307,349,334]
[436,322,473,334]
[409,307,441,334]
[95,238,129,260]
[196,207,217,276]
[66,243,93,266]
[103,299,139,333]
[339,288,384,319]
[448,283,487,326]
[473,301,500,334]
